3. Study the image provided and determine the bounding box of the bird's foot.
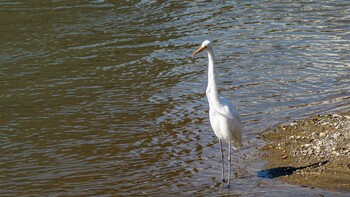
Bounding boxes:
[223,184,230,189]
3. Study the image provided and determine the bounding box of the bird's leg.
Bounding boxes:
[219,139,225,184]
[227,142,231,188]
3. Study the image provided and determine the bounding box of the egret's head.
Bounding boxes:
[193,40,212,55]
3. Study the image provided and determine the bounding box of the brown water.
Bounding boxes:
[1,0,349,196]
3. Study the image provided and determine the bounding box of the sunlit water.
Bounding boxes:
[0,1,349,196]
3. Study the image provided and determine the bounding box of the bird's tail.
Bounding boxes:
[231,141,242,151]
[231,133,242,150]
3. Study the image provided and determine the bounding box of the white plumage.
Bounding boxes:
[193,40,243,188]
[209,97,242,150]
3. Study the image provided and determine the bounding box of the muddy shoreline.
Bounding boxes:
[260,112,350,191]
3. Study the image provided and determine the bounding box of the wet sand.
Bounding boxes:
[260,112,350,191]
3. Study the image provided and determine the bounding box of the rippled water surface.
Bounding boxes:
[1,0,349,196]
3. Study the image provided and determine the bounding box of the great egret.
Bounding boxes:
[193,40,243,188]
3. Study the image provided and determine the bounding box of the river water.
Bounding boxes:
[1,0,349,196]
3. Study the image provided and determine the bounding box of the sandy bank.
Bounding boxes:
[260,112,350,191]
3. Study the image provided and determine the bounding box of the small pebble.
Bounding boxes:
[332,151,339,156]
[332,114,341,118]
[319,132,326,138]
[290,122,298,126]
[304,144,311,148]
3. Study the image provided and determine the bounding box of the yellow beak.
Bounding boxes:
[192,46,206,56]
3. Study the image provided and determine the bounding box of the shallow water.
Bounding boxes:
[0,0,349,196]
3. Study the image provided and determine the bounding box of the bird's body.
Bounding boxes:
[193,40,243,188]
[208,97,242,149]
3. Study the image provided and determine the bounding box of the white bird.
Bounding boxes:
[193,40,243,188]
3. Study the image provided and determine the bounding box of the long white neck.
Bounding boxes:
[206,47,220,104]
